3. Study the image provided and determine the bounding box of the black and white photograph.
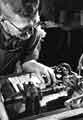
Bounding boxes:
[0,0,83,120]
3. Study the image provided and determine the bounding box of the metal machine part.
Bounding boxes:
[0,63,83,120]
[0,72,67,119]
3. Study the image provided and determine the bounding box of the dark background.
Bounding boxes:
[39,0,83,71]
[39,28,83,71]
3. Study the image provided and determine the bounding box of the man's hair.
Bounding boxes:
[0,0,40,17]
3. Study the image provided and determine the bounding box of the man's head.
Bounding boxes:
[0,0,40,39]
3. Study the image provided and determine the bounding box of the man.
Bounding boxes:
[0,0,55,120]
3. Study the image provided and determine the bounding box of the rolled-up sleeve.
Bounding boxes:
[22,42,41,62]
[21,18,46,63]
[21,29,42,63]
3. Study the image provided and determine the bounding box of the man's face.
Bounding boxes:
[0,0,39,39]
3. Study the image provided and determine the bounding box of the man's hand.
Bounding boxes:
[22,60,56,85]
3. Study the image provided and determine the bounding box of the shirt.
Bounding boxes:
[0,24,41,75]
